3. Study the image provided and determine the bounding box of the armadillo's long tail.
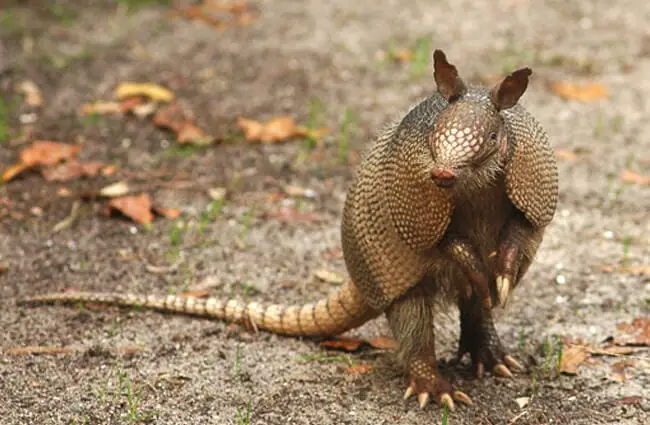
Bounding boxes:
[17,283,376,337]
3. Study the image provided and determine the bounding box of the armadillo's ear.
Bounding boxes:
[491,68,532,111]
[433,49,467,102]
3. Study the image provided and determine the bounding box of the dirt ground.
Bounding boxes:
[1,1,649,424]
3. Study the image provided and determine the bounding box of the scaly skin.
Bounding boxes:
[18,49,558,412]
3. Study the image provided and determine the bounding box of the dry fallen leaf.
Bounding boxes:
[559,344,590,375]
[99,181,130,198]
[20,141,82,167]
[344,363,374,375]
[1,163,29,183]
[107,194,154,224]
[620,168,650,185]
[176,290,211,298]
[0,264,8,274]
[41,160,105,182]
[313,268,345,285]
[551,81,608,102]
[4,346,75,356]
[264,207,325,223]
[366,337,397,350]
[237,116,327,144]
[115,82,174,103]
[16,80,43,106]
[610,360,636,382]
[616,317,650,346]
[154,206,182,219]
[555,149,577,161]
[2,141,83,182]
[177,121,213,145]
[283,185,317,198]
[320,338,364,352]
[152,104,214,146]
[80,101,122,116]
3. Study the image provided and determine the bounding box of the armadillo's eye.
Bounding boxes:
[489,132,498,141]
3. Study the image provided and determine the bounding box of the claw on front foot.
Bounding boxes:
[504,354,524,372]
[496,275,511,307]
[493,363,514,378]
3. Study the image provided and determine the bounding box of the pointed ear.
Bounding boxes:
[433,49,467,102]
[491,68,532,111]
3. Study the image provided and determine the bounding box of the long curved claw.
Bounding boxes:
[453,390,473,405]
[403,385,415,400]
[439,393,455,411]
[418,392,430,409]
[504,355,523,372]
[476,362,485,379]
[496,275,511,307]
[493,363,513,378]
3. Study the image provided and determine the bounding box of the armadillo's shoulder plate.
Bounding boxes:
[502,105,559,228]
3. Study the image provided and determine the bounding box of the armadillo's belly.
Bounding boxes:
[425,180,516,301]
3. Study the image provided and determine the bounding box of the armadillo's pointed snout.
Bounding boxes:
[431,167,457,188]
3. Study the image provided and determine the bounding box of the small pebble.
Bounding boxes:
[556,274,567,285]
[603,230,614,239]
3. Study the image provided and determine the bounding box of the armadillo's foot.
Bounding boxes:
[458,299,524,379]
[403,358,473,411]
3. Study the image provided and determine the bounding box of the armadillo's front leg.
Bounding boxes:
[495,213,542,307]
[442,237,492,310]
[386,284,472,411]
[457,294,523,378]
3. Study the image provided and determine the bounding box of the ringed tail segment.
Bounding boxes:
[17,283,374,337]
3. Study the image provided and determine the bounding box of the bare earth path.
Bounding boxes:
[1,1,648,424]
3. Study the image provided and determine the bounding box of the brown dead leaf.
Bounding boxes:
[313,268,345,285]
[152,104,213,146]
[610,360,636,382]
[115,82,174,102]
[41,160,105,182]
[613,396,643,406]
[153,206,182,219]
[559,344,590,375]
[107,194,154,224]
[620,168,650,185]
[324,247,343,260]
[555,149,577,161]
[20,141,82,167]
[616,317,650,346]
[551,81,608,102]
[3,141,83,182]
[237,116,327,144]
[320,338,364,352]
[167,6,228,30]
[264,207,325,223]
[16,80,43,106]
[1,163,29,183]
[0,264,8,274]
[80,101,122,116]
[345,363,374,375]
[176,290,211,298]
[177,121,213,145]
[588,345,637,356]
[366,337,397,350]
[4,346,75,356]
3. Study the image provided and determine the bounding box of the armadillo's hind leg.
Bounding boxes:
[457,294,524,379]
[386,284,472,411]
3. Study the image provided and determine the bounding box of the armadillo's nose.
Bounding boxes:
[431,167,457,188]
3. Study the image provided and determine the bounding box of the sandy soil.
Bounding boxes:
[1,1,648,424]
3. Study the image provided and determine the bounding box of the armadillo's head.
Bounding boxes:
[428,50,532,193]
